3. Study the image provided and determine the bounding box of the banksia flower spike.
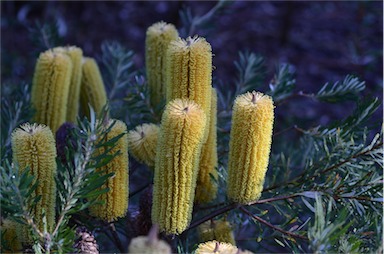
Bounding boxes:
[1,219,22,253]
[198,219,235,245]
[145,21,179,107]
[89,119,129,222]
[152,99,207,235]
[128,225,171,254]
[127,123,160,167]
[80,57,108,119]
[11,123,57,235]
[195,241,253,254]
[227,91,274,204]
[165,36,212,132]
[195,88,218,204]
[31,49,72,132]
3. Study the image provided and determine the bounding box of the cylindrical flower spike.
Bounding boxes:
[195,88,218,204]
[165,36,212,132]
[127,123,160,167]
[145,21,179,107]
[80,57,108,119]
[227,91,274,204]
[1,219,22,253]
[11,123,57,237]
[53,46,83,123]
[89,119,129,222]
[152,99,207,235]
[198,219,235,245]
[31,50,72,132]
[195,241,253,254]
[128,225,171,254]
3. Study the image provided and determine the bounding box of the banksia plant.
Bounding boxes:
[1,219,22,253]
[80,57,108,119]
[31,49,72,132]
[152,99,207,235]
[145,21,179,107]
[73,227,99,254]
[135,185,153,236]
[227,91,274,204]
[198,219,235,245]
[127,123,160,167]
[165,36,212,130]
[11,123,57,237]
[128,225,171,254]
[195,88,218,204]
[53,46,83,123]
[89,119,129,222]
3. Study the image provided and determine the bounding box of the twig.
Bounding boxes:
[240,207,308,240]
[109,223,126,253]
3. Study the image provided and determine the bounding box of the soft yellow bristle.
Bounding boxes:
[127,123,160,167]
[152,99,207,234]
[195,88,218,204]
[145,21,179,107]
[89,119,129,222]
[227,91,274,204]
[198,219,235,245]
[31,50,72,132]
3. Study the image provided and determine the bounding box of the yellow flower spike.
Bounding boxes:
[227,91,274,204]
[1,219,22,253]
[53,46,83,123]
[145,21,179,107]
[152,99,207,235]
[80,57,108,119]
[195,88,218,204]
[165,36,212,133]
[198,219,235,245]
[11,123,57,237]
[31,50,72,132]
[195,241,238,254]
[89,119,129,222]
[127,123,160,167]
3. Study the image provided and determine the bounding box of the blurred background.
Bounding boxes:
[2,1,383,128]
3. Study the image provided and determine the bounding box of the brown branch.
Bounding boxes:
[240,207,308,240]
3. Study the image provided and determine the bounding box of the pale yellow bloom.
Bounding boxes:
[127,123,160,167]
[89,119,129,222]
[152,99,207,234]
[80,57,108,118]
[198,219,235,245]
[227,91,274,204]
[11,123,57,241]
[195,240,253,254]
[128,236,171,254]
[31,50,72,132]
[146,21,179,107]
[165,36,212,136]
[195,88,218,204]
[53,46,83,123]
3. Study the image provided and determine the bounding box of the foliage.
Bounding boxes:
[1,3,382,254]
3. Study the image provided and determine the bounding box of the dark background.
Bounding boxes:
[2,1,383,132]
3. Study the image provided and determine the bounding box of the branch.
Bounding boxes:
[240,207,308,240]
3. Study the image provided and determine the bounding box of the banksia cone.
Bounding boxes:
[227,91,274,204]
[73,227,99,254]
[195,88,218,204]
[80,57,108,118]
[11,123,57,236]
[31,49,72,132]
[127,123,160,167]
[135,185,153,236]
[195,241,238,254]
[89,119,129,222]
[55,122,78,165]
[152,99,207,234]
[1,219,22,253]
[165,36,212,130]
[53,46,83,123]
[198,219,235,245]
[146,21,179,107]
[128,226,171,254]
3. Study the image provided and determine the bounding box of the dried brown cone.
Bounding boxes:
[73,227,99,254]
[135,185,153,236]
